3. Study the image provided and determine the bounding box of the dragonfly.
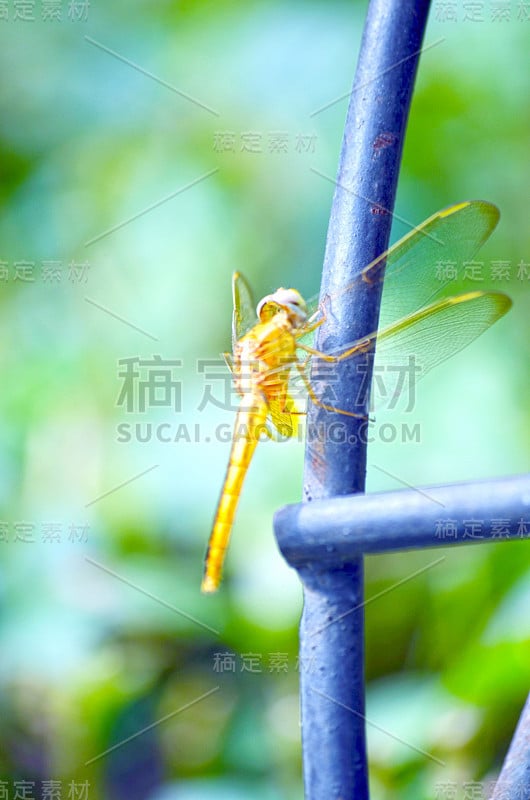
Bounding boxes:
[201,200,512,593]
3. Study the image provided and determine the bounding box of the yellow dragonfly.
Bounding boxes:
[201,200,512,593]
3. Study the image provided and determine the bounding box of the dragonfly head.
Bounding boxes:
[256,288,307,328]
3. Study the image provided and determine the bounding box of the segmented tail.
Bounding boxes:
[201,399,268,593]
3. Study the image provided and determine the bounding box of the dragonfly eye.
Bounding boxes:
[257,288,307,325]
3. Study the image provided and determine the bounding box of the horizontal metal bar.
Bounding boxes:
[275,474,530,567]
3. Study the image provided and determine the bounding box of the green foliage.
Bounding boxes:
[0,2,528,799]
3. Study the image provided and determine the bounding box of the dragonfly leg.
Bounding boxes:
[297,338,372,363]
[295,317,324,337]
[283,405,306,417]
[262,421,279,440]
[295,363,367,419]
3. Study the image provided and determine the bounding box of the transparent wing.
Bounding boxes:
[288,290,511,414]
[232,202,510,414]
[371,200,500,328]
[297,200,500,348]
[370,290,512,411]
[268,393,302,439]
[232,271,257,348]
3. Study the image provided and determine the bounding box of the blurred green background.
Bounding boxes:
[0,1,529,799]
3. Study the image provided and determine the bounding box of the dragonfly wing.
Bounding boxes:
[232,271,257,348]
[371,290,512,410]
[268,393,303,439]
[232,202,508,416]
[370,200,500,328]
[223,351,234,373]
[297,202,500,352]
[298,290,511,415]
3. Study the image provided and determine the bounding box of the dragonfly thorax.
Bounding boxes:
[256,287,307,329]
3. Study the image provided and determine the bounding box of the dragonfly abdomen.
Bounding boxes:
[201,396,269,593]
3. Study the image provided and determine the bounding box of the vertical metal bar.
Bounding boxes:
[300,1,432,797]
[490,693,530,800]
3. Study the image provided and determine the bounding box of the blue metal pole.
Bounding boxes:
[491,692,530,800]
[276,474,530,563]
[299,1,432,797]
